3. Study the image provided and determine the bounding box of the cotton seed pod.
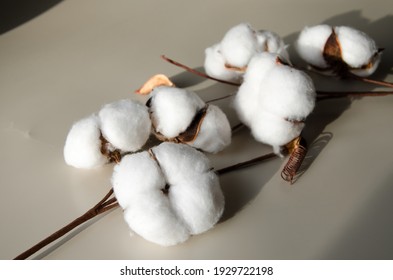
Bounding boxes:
[112,142,225,246]
[64,99,151,169]
[296,24,382,77]
[64,114,109,169]
[145,84,231,153]
[204,23,288,82]
[234,52,316,155]
[98,99,151,152]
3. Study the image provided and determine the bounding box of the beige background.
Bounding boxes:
[1,0,392,259]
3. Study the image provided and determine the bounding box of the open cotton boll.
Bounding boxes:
[334,26,381,76]
[64,114,109,169]
[190,105,231,153]
[296,24,333,69]
[220,23,259,68]
[112,142,224,246]
[148,86,205,138]
[296,24,381,77]
[234,52,316,155]
[204,44,244,82]
[98,99,151,152]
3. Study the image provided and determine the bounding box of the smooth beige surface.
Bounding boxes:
[1,0,393,260]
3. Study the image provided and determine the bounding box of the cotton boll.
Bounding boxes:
[98,99,151,152]
[204,44,244,82]
[64,114,109,169]
[112,142,224,246]
[220,23,259,68]
[234,53,316,154]
[112,151,190,246]
[190,105,231,153]
[148,86,205,138]
[334,26,381,75]
[152,143,224,234]
[296,24,333,68]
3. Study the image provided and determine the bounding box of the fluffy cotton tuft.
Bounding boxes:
[256,30,290,63]
[296,24,332,69]
[148,87,205,138]
[190,105,231,153]
[64,114,109,169]
[220,23,259,68]
[296,24,381,77]
[99,99,151,152]
[234,52,316,154]
[147,86,231,153]
[334,26,381,76]
[204,23,288,82]
[112,142,224,246]
[204,44,244,82]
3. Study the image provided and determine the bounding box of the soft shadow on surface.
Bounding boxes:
[0,0,63,35]
[170,66,208,88]
[318,174,393,259]
[31,210,117,260]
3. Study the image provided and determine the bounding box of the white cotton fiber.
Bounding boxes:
[64,114,109,169]
[220,23,259,68]
[296,24,333,68]
[152,143,224,235]
[112,142,224,246]
[148,86,205,138]
[190,105,231,153]
[204,44,244,82]
[250,111,305,155]
[335,26,377,68]
[98,99,151,152]
[112,151,190,246]
[234,52,316,154]
[256,30,290,63]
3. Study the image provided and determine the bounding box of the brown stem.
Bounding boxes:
[216,152,277,175]
[13,189,118,260]
[316,90,393,100]
[161,55,241,86]
[348,73,393,89]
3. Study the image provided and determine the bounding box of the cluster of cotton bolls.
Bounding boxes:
[63,75,231,245]
[204,22,289,83]
[203,22,384,157]
[203,23,316,156]
[62,21,384,247]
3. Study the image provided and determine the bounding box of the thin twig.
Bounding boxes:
[13,189,118,260]
[316,90,393,100]
[348,73,393,89]
[161,55,241,86]
[216,152,277,175]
